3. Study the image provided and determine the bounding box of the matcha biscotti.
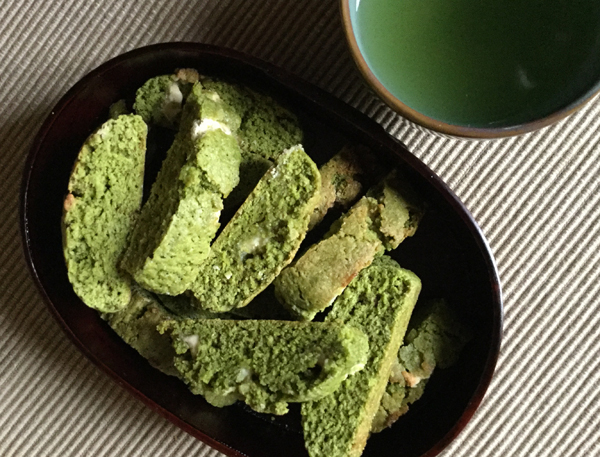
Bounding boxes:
[201,77,303,160]
[309,144,387,229]
[372,299,471,432]
[121,83,242,295]
[62,114,147,312]
[159,318,369,415]
[275,197,384,321]
[301,256,421,457]
[274,173,423,321]
[102,285,179,376]
[367,171,423,250]
[134,68,200,129]
[238,89,303,160]
[189,144,321,313]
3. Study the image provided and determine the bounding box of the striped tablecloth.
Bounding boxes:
[1,1,599,456]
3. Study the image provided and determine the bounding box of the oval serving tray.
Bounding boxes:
[20,42,502,457]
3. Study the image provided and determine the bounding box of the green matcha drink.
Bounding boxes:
[352,0,600,127]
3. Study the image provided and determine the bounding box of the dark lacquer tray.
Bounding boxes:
[20,42,502,457]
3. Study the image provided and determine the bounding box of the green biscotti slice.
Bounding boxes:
[309,144,388,230]
[134,68,200,128]
[301,256,421,457]
[372,299,471,432]
[102,285,179,376]
[309,145,366,229]
[201,78,303,160]
[239,89,303,159]
[121,83,242,295]
[189,145,321,312]
[375,375,427,432]
[367,170,422,250]
[62,114,147,312]
[200,78,255,119]
[159,318,369,415]
[275,197,383,321]
[274,172,423,321]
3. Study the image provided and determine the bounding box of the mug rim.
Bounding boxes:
[340,0,600,139]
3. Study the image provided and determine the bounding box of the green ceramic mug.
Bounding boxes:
[342,0,600,138]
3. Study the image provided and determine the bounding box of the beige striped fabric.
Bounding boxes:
[1,1,599,456]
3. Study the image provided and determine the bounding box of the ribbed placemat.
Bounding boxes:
[1,1,599,456]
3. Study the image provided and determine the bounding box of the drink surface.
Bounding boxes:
[353,0,600,128]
